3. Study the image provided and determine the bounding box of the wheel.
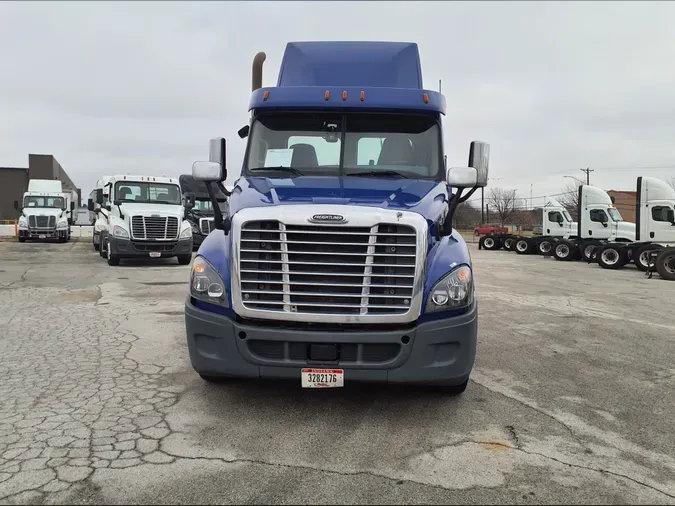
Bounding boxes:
[515,238,532,255]
[596,244,627,270]
[479,235,497,250]
[107,239,121,266]
[635,244,663,272]
[655,249,675,281]
[536,238,553,256]
[552,240,575,261]
[580,241,600,262]
[99,235,107,258]
[503,237,515,251]
[94,241,100,251]
[177,255,192,265]
[18,237,25,243]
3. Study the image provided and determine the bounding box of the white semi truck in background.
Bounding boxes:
[14,179,73,242]
[88,176,112,251]
[550,184,636,263]
[478,197,577,255]
[478,185,636,263]
[94,174,193,266]
[593,176,675,276]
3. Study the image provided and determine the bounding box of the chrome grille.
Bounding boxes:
[199,218,215,235]
[238,219,418,318]
[131,216,179,240]
[29,216,56,229]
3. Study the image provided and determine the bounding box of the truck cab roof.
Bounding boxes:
[248,41,446,115]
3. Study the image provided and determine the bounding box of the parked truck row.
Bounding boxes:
[478,176,675,280]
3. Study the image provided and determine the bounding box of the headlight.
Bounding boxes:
[180,227,192,239]
[190,223,199,234]
[190,256,228,307]
[424,265,473,313]
[57,220,68,229]
[18,218,28,228]
[95,223,107,232]
[112,225,129,238]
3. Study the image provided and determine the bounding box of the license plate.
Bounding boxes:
[149,251,161,258]
[301,368,344,388]
[38,235,46,239]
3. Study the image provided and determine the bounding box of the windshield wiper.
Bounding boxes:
[348,170,408,179]
[249,166,304,176]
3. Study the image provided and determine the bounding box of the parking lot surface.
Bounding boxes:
[1,238,675,504]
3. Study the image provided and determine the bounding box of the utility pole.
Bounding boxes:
[530,183,533,211]
[438,79,442,94]
[580,167,594,185]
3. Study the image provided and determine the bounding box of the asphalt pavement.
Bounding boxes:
[1,238,675,504]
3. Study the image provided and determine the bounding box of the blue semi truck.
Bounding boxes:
[184,41,490,394]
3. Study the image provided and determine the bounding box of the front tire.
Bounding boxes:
[655,249,675,281]
[177,255,192,265]
[596,244,627,270]
[18,237,25,243]
[99,234,107,258]
[107,238,120,266]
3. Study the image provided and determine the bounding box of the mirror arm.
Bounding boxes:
[216,181,232,197]
[457,185,478,204]
[117,204,124,220]
[206,183,229,234]
[440,187,467,237]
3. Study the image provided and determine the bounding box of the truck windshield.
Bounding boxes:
[607,208,623,222]
[244,112,443,180]
[24,196,64,209]
[114,182,181,205]
[193,200,214,212]
[563,210,573,222]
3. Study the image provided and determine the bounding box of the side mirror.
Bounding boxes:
[113,199,122,207]
[96,189,103,204]
[88,199,94,211]
[556,215,564,224]
[13,200,19,211]
[468,141,490,187]
[70,202,75,211]
[446,167,478,188]
[192,161,224,182]
[209,138,227,178]
[184,192,196,209]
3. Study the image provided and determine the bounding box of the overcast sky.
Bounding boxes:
[2,1,675,209]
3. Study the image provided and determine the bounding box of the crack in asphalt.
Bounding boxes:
[471,377,590,452]
[159,438,675,500]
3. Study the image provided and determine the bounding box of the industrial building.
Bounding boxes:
[0,154,80,221]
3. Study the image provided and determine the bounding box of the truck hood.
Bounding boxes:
[617,221,636,240]
[117,203,183,218]
[228,176,446,218]
[22,208,65,219]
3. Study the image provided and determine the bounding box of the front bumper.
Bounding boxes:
[19,228,67,240]
[185,299,477,386]
[108,236,193,258]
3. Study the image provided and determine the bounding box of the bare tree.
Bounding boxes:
[558,181,581,220]
[668,177,675,191]
[452,201,481,229]
[486,187,517,225]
